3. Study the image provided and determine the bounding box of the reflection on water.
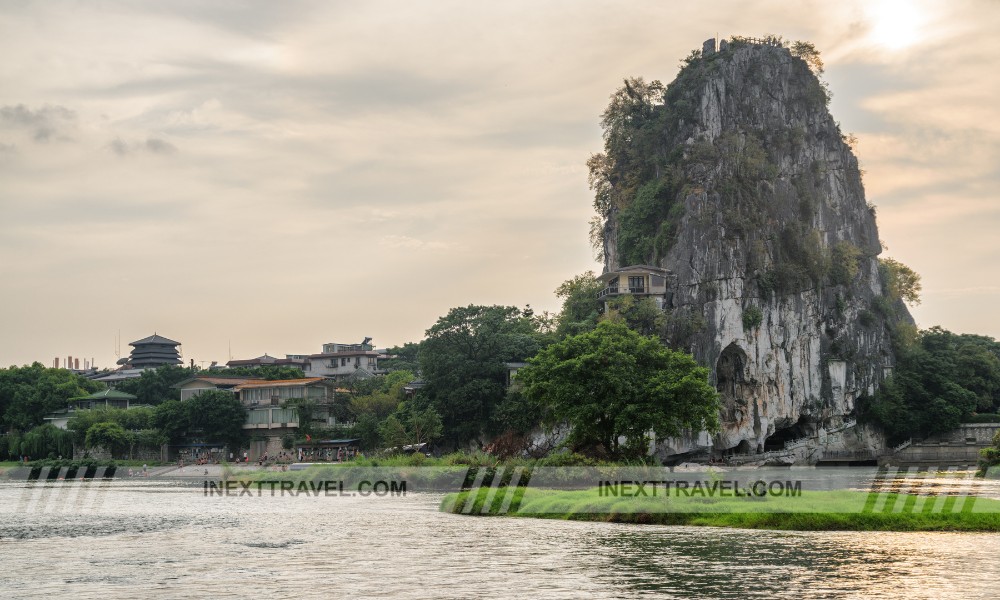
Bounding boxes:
[0,479,997,599]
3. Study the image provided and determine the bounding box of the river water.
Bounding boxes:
[1,475,998,599]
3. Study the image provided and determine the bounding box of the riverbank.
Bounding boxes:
[442,487,1000,531]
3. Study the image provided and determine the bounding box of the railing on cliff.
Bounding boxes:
[724,449,795,464]
[729,35,785,47]
[892,439,913,454]
[783,436,811,450]
[819,449,879,461]
[825,419,857,435]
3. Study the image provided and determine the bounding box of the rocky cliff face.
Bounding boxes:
[598,39,909,461]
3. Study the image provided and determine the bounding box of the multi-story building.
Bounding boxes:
[170,375,349,461]
[91,333,184,385]
[127,334,183,368]
[226,338,384,381]
[305,348,382,380]
[233,377,345,459]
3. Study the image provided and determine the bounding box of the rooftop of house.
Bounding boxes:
[172,376,264,389]
[226,354,308,366]
[73,389,138,401]
[232,377,331,391]
[598,265,669,282]
[309,350,380,359]
[91,368,148,382]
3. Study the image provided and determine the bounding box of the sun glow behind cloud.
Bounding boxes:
[864,0,931,51]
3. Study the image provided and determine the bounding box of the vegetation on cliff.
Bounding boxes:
[585,36,922,361]
[588,38,836,278]
[861,327,1000,444]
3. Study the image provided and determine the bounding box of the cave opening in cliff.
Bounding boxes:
[732,440,752,455]
[716,343,747,402]
[764,416,812,452]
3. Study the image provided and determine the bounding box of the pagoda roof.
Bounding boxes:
[130,334,181,346]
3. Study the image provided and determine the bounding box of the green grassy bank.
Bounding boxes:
[442,486,1000,531]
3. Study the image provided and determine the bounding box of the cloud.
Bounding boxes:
[145,137,178,154]
[379,235,452,251]
[0,0,999,367]
[107,136,178,156]
[0,104,76,142]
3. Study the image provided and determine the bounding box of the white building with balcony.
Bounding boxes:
[597,265,669,310]
[305,338,384,380]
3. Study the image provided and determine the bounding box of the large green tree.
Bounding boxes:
[350,371,413,421]
[554,271,604,339]
[215,365,306,380]
[879,257,922,306]
[85,422,132,458]
[861,327,1000,443]
[153,400,192,443]
[0,363,103,430]
[12,424,74,460]
[604,295,665,337]
[113,365,195,405]
[380,343,421,374]
[517,320,719,457]
[150,390,245,449]
[186,390,247,450]
[67,406,155,446]
[405,406,444,447]
[416,305,542,446]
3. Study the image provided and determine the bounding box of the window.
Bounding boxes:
[628,276,645,292]
[247,409,269,425]
[271,408,296,424]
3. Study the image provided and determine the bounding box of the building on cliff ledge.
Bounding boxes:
[597,265,669,310]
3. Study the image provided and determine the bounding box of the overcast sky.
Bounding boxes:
[1,0,998,369]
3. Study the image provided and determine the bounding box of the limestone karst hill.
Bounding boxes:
[591,37,913,461]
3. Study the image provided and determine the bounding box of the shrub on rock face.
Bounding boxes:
[742,306,763,331]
